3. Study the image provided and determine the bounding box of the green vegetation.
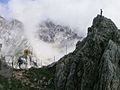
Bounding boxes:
[0,67,55,90]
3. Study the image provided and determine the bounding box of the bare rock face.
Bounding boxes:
[54,15,120,90]
[0,15,120,90]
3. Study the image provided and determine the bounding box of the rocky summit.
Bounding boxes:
[54,15,120,90]
[0,14,120,90]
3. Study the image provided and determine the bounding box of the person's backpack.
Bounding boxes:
[18,56,24,64]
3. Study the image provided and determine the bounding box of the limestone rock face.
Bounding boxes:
[54,15,120,90]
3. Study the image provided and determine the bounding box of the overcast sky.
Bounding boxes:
[0,0,120,35]
[0,0,120,65]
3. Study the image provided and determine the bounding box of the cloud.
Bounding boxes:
[7,0,120,34]
[1,0,120,65]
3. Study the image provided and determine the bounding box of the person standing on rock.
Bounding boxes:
[100,9,103,16]
[18,49,30,69]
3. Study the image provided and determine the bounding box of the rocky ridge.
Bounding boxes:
[0,14,120,90]
[54,15,120,90]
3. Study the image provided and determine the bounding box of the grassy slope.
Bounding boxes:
[0,67,55,90]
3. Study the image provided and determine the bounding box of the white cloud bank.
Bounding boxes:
[8,0,120,30]
[0,0,120,65]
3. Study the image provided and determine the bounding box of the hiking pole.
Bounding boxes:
[12,56,14,68]
[54,56,55,62]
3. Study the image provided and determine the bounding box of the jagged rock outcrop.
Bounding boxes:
[54,15,120,90]
[0,15,120,90]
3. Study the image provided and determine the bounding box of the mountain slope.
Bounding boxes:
[54,15,120,90]
[0,16,31,56]
[0,14,120,90]
[0,16,81,66]
[37,20,81,48]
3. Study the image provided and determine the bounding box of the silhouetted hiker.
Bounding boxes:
[100,9,103,16]
[18,49,38,69]
[18,49,29,69]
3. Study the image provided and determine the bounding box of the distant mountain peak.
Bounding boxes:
[37,20,82,48]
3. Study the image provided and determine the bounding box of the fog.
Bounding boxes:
[0,0,120,65]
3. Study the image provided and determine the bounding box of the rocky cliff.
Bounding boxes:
[0,14,120,90]
[54,15,120,90]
